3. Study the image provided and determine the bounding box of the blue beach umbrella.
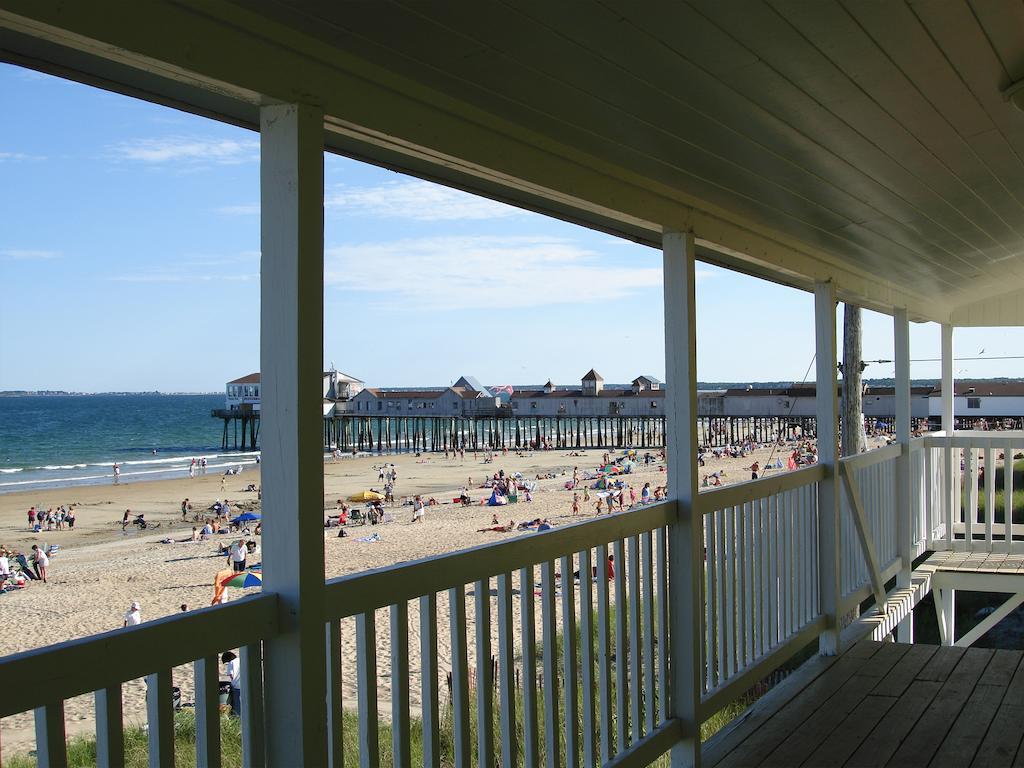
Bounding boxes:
[232,511,261,523]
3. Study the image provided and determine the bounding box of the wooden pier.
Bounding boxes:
[211,410,838,452]
[211,408,260,450]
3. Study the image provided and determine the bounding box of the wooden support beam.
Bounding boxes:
[955,591,1024,648]
[840,462,887,607]
[894,308,913,641]
[815,281,842,655]
[662,230,702,766]
[259,102,327,766]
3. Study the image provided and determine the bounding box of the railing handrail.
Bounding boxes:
[838,442,903,472]
[923,434,1024,450]
[323,500,676,620]
[0,593,278,719]
[695,464,826,515]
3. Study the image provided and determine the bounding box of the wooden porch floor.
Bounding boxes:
[704,640,1024,768]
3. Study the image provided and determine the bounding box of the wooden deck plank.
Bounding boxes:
[802,694,897,767]
[761,673,880,767]
[713,647,884,768]
[883,648,995,768]
[850,641,911,678]
[929,684,1007,768]
[978,649,1023,687]
[845,679,942,768]
[871,644,938,697]
[702,655,838,768]
[915,644,966,681]
[709,643,1024,768]
[1001,653,1024,707]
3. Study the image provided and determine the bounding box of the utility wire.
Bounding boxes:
[754,353,816,479]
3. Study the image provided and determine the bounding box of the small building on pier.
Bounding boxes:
[928,381,1024,424]
[223,369,363,414]
[510,369,667,417]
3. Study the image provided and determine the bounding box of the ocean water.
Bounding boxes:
[0,394,260,493]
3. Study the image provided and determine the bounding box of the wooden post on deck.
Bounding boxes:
[815,281,842,656]
[259,102,327,766]
[663,230,702,766]
[894,308,913,642]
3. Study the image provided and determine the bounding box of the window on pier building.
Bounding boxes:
[967,397,981,409]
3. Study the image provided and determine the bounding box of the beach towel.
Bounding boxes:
[356,533,382,543]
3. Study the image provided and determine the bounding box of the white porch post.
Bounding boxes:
[815,282,842,655]
[941,324,957,548]
[663,230,702,767]
[894,309,913,642]
[259,102,327,765]
[941,324,954,432]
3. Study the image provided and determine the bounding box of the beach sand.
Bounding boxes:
[0,442,812,753]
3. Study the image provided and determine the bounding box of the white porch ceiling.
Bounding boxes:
[3,1,1024,324]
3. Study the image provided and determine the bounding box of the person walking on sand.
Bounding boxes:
[411,495,425,523]
[122,508,131,532]
[747,460,760,481]
[124,601,141,627]
[571,493,580,516]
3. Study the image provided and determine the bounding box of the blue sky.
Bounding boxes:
[3,63,1024,392]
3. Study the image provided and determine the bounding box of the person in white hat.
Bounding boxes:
[124,601,141,627]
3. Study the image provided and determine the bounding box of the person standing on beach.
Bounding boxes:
[31,544,48,583]
[228,540,247,572]
[571,493,580,516]
[113,463,120,484]
[181,498,191,521]
[124,601,141,627]
[411,495,425,523]
[222,651,241,716]
[122,509,131,532]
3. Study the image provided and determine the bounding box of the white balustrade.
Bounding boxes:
[320,502,676,768]
[696,465,825,716]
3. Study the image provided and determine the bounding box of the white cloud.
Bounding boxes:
[108,252,259,283]
[0,151,45,161]
[324,235,665,310]
[110,136,258,165]
[0,249,59,259]
[326,180,522,221]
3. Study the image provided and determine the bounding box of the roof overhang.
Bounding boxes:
[5,2,1024,325]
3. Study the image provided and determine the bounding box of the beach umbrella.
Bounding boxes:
[212,568,261,605]
[348,490,385,502]
[232,511,261,523]
[221,570,262,589]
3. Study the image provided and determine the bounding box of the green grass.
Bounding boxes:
[971,457,1024,522]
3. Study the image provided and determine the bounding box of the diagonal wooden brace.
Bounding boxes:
[841,462,887,607]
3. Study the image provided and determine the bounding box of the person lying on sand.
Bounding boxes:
[477,520,515,533]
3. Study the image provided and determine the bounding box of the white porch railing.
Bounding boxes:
[917,431,1024,553]
[322,500,679,768]
[0,595,277,768]
[695,465,825,717]
[837,443,905,612]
